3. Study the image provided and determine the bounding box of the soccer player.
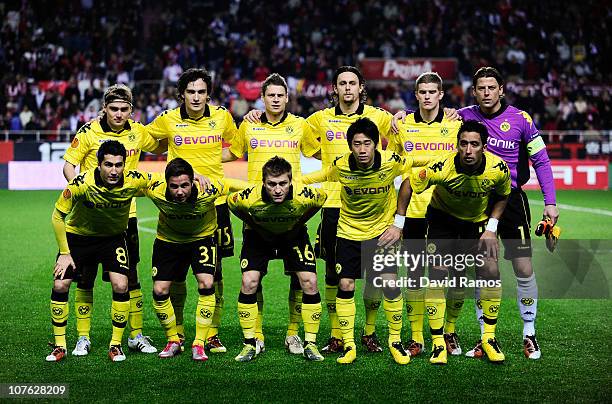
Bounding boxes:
[386,72,463,358]
[140,158,246,361]
[393,67,558,360]
[222,73,320,355]
[62,84,159,356]
[228,157,326,362]
[401,119,511,363]
[48,140,156,362]
[245,66,394,354]
[303,118,415,365]
[147,68,238,353]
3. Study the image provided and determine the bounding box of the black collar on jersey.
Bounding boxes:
[94,167,125,188]
[414,108,444,124]
[334,103,365,116]
[348,149,382,171]
[100,114,132,133]
[261,111,289,126]
[180,103,211,121]
[478,99,509,120]
[261,184,294,203]
[165,183,199,203]
[454,153,487,176]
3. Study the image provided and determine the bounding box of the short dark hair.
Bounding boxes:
[261,73,288,96]
[347,117,379,147]
[177,68,213,100]
[472,67,504,87]
[415,72,443,91]
[262,156,292,182]
[457,120,489,145]
[165,158,194,182]
[97,140,126,163]
[330,65,367,104]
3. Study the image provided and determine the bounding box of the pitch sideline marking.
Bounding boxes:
[530,200,612,217]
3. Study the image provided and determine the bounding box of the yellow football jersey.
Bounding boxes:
[303,150,413,241]
[147,104,237,204]
[410,151,511,222]
[227,182,326,235]
[387,110,462,218]
[55,169,152,237]
[305,104,392,208]
[229,112,319,182]
[63,117,159,217]
[142,174,235,243]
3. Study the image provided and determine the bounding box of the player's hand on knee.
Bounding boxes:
[479,230,499,260]
[391,110,407,134]
[194,174,212,190]
[543,204,559,225]
[243,109,263,123]
[443,107,460,121]
[378,226,402,247]
[54,254,75,279]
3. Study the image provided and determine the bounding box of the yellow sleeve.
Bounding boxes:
[311,187,327,208]
[304,112,322,150]
[300,120,320,157]
[138,124,160,152]
[410,163,439,194]
[494,161,512,197]
[55,183,79,214]
[222,110,239,142]
[397,155,414,176]
[378,109,393,140]
[229,122,247,159]
[51,208,70,254]
[146,112,170,139]
[221,178,250,193]
[301,166,332,185]
[227,188,251,214]
[63,128,90,166]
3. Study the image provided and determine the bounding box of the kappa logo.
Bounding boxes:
[426,306,437,316]
[339,319,349,327]
[493,161,509,174]
[298,187,316,199]
[113,313,126,322]
[429,161,445,173]
[311,312,321,321]
[200,308,212,318]
[52,308,64,316]
[500,121,511,132]
[489,305,500,313]
[157,312,168,321]
[521,298,535,306]
[238,311,250,319]
[78,306,90,315]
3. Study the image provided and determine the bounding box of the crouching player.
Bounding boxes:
[228,157,326,362]
[400,120,511,363]
[47,140,156,362]
[141,158,246,361]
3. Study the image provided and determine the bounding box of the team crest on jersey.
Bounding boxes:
[63,188,71,199]
[209,121,216,129]
[128,134,136,142]
[70,137,79,148]
[441,127,449,136]
[500,121,511,132]
[286,126,294,134]
[378,172,387,180]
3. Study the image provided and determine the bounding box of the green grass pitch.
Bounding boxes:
[0,190,610,402]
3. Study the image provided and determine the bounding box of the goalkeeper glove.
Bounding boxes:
[535,216,561,252]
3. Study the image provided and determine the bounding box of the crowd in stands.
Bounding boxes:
[1,0,610,138]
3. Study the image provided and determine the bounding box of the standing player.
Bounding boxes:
[140,158,246,361]
[223,73,320,355]
[458,68,557,359]
[400,119,511,363]
[147,68,238,353]
[228,157,326,362]
[62,84,159,356]
[386,72,463,357]
[304,118,415,365]
[246,66,394,353]
[48,141,155,362]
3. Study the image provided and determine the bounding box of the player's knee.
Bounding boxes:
[196,275,214,290]
[479,261,500,280]
[338,278,355,292]
[110,275,128,294]
[241,274,259,294]
[299,274,318,294]
[512,257,533,277]
[53,279,71,294]
[153,282,170,296]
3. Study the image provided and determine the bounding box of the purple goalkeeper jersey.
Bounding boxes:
[459,101,556,205]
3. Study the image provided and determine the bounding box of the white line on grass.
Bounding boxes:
[530,200,612,217]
